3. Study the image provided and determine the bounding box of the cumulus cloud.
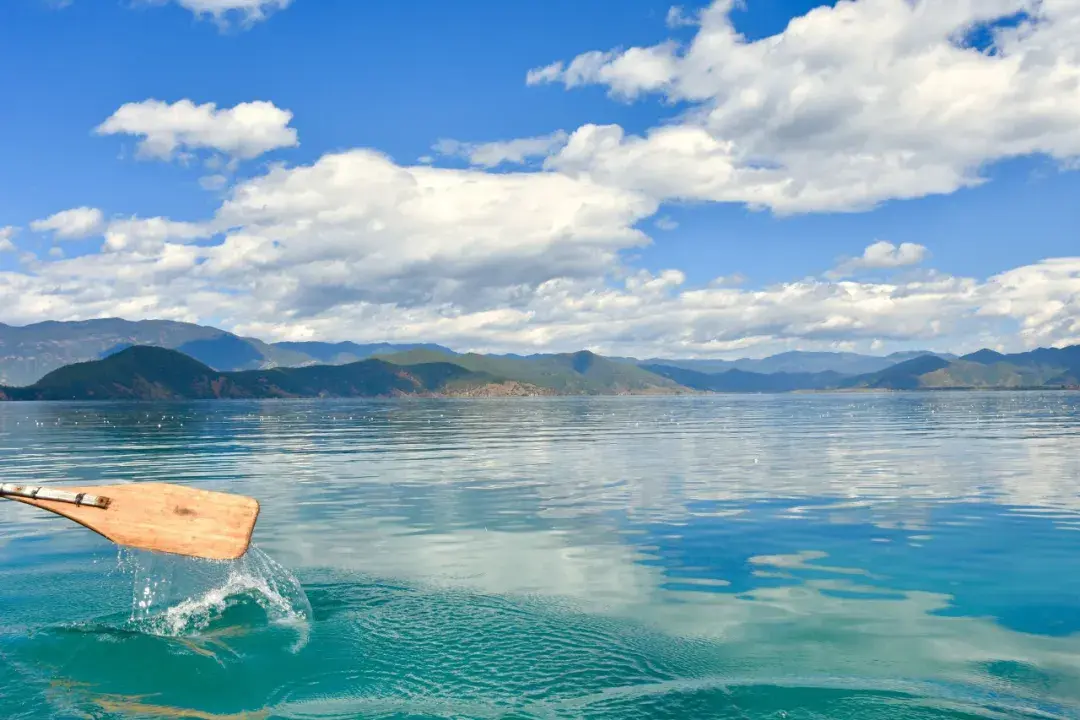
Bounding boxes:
[830,241,929,277]
[0,227,17,252]
[96,99,298,162]
[8,0,1080,356]
[102,217,211,254]
[1,145,1078,356]
[432,131,570,168]
[206,148,656,314]
[30,207,105,239]
[527,45,680,99]
[527,0,1080,213]
[979,258,1080,348]
[0,149,651,333]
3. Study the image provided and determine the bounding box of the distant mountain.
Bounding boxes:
[377,349,686,394]
[0,318,309,386]
[840,355,952,390]
[174,334,265,369]
[841,348,1080,390]
[0,346,542,401]
[920,361,1059,389]
[0,318,464,387]
[1,341,1078,401]
[643,364,845,393]
[3,317,1076,397]
[887,350,958,363]
[961,345,1080,370]
[641,350,954,376]
[0,316,963,388]
[961,349,1009,365]
[273,341,456,365]
[0,318,224,386]
[649,344,1080,393]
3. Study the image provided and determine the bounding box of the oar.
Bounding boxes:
[0,482,260,561]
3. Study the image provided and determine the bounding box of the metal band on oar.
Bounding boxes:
[0,483,112,509]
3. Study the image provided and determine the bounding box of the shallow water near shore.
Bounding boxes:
[2,393,1080,719]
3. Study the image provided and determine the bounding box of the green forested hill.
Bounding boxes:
[2,336,1078,401]
[0,346,527,400]
[377,349,686,394]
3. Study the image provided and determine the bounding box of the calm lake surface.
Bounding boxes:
[2,394,1080,719]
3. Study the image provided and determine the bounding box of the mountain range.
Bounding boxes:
[0,318,455,387]
[640,349,960,376]
[0,317,954,386]
[0,345,679,400]
[0,318,1077,400]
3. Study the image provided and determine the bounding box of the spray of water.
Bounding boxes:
[116,545,312,651]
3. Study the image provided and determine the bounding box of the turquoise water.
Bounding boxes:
[2,394,1080,719]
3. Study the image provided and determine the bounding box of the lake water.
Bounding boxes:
[2,394,1080,719]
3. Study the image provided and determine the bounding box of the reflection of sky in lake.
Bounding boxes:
[629,497,1080,636]
[3,393,1080,718]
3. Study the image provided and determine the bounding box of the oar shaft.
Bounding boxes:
[0,483,111,509]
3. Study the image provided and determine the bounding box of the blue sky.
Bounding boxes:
[0,0,1078,357]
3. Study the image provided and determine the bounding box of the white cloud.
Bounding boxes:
[528,45,680,99]
[204,148,655,313]
[979,258,1080,348]
[199,174,229,191]
[102,216,211,254]
[29,207,105,240]
[525,62,565,87]
[858,241,929,269]
[55,0,290,28]
[527,0,1080,213]
[831,240,929,277]
[0,227,17,252]
[432,131,570,168]
[13,0,1080,360]
[666,5,699,28]
[2,145,1079,356]
[654,216,679,231]
[162,0,290,27]
[95,99,298,162]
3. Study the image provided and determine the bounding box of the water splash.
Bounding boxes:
[117,545,312,651]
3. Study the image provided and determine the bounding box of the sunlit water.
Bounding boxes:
[2,394,1080,719]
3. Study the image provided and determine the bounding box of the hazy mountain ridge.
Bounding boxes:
[643,350,957,376]
[1,318,226,386]
[2,341,1078,401]
[642,365,846,393]
[649,350,1080,393]
[1,318,960,387]
[1,319,460,386]
[1,319,1077,395]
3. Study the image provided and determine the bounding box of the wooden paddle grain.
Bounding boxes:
[7,482,259,560]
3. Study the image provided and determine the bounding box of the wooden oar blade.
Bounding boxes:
[7,482,259,560]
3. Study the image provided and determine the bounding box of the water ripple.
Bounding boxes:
[2,393,1080,718]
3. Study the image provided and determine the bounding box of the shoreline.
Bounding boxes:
[2,386,1076,403]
